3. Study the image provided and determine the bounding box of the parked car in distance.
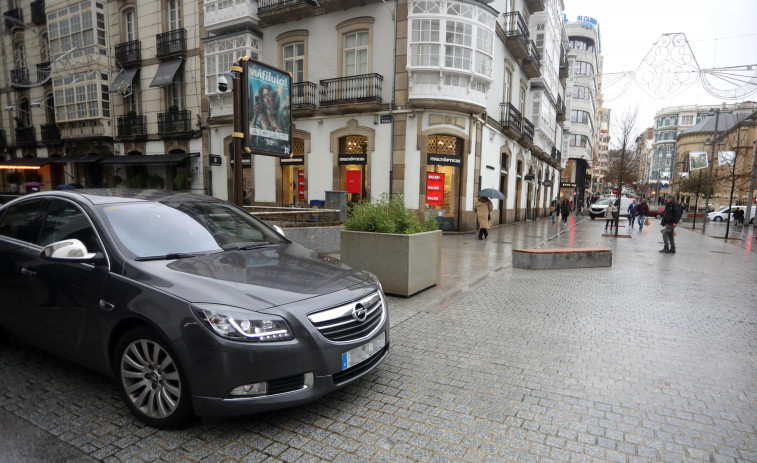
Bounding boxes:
[0,190,389,428]
[645,204,665,219]
[708,205,755,223]
[589,197,634,219]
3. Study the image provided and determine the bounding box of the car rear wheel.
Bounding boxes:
[114,327,194,428]
[655,214,661,219]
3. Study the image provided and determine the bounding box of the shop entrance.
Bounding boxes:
[338,136,368,205]
[499,153,509,225]
[425,135,463,230]
[281,138,305,207]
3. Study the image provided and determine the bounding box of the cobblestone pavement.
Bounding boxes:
[1,217,756,463]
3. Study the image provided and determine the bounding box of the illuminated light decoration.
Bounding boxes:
[0,165,42,170]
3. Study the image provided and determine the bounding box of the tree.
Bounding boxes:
[714,125,752,239]
[678,168,710,229]
[605,107,644,236]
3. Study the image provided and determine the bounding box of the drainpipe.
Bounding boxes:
[382,0,397,196]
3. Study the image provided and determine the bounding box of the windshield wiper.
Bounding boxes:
[135,252,201,261]
[222,242,280,251]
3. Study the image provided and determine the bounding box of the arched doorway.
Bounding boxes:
[338,136,368,205]
[499,152,509,225]
[281,138,306,207]
[424,134,464,230]
[515,159,523,222]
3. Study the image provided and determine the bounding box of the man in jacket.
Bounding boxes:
[660,193,682,253]
[636,199,649,231]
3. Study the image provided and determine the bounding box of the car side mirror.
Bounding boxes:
[41,239,104,263]
[272,225,285,237]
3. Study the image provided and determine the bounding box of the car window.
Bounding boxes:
[100,201,284,258]
[38,199,101,252]
[0,198,46,244]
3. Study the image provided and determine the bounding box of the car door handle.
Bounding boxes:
[20,267,37,277]
[99,300,115,311]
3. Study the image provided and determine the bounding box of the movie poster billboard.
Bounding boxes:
[247,60,292,157]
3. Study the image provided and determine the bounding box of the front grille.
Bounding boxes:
[332,344,388,385]
[268,374,305,395]
[308,292,385,342]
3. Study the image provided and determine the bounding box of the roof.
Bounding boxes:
[681,112,751,136]
[8,189,219,207]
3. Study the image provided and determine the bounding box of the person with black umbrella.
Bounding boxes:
[475,195,493,240]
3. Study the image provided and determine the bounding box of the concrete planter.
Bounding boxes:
[340,230,442,297]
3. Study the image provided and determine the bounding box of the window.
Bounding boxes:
[571,110,593,130]
[0,199,46,243]
[205,33,261,95]
[569,38,595,52]
[38,200,100,252]
[444,20,471,70]
[168,0,182,30]
[127,76,140,114]
[574,61,593,76]
[519,86,526,115]
[343,31,368,76]
[410,19,440,66]
[13,39,26,69]
[283,42,305,83]
[681,115,693,125]
[572,86,590,99]
[170,68,184,109]
[504,68,512,103]
[124,9,136,42]
[569,134,591,149]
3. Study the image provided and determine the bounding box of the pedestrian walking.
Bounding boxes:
[660,193,682,254]
[549,199,558,223]
[576,199,584,216]
[636,198,649,230]
[627,199,638,227]
[604,200,617,232]
[733,207,744,225]
[474,196,492,240]
[560,198,571,226]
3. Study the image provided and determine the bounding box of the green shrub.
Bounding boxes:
[344,194,438,234]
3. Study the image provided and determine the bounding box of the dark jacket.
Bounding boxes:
[636,202,649,216]
[661,200,682,226]
[560,200,571,218]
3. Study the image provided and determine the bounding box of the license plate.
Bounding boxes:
[341,332,386,370]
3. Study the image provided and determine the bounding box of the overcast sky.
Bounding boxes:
[563,0,757,139]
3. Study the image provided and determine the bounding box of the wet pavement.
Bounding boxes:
[1,216,756,463]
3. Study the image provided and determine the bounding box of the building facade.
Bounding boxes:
[3,0,570,232]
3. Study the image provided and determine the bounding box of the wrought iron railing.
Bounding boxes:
[527,40,541,69]
[0,130,6,150]
[499,102,522,133]
[37,62,50,83]
[522,117,534,142]
[31,0,45,23]
[156,29,186,57]
[4,8,23,29]
[158,110,192,134]
[41,124,60,142]
[11,68,30,86]
[551,147,561,164]
[115,40,141,66]
[503,11,529,43]
[320,74,383,105]
[292,81,317,109]
[15,126,36,146]
[258,0,316,13]
[117,115,147,138]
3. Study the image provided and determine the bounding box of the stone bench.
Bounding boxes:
[512,247,612,270]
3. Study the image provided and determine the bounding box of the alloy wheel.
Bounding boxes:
[120,338,182,419]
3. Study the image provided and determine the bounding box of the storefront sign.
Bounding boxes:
[338,154,367,165]
[427,153,463,166]
[210,154,222,166]
[426,173,445,206]
[280,155,304,165]
[524,174,535,181]
[562,182,576,188]
[543,180,553,187]
[298,170,305,200]
[346,170,362,194]
[380,115,393,124]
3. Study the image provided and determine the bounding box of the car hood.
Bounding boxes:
[121,242,372,311]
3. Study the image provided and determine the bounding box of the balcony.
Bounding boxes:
[4,8,22,30]
[60,124,108,139]
[556,95,566,122]
[503,12,530,60]
[41,124,61,143]
[31,0,45,24]
[115,40,141,67]
[15,126,36,147]
[522,117,534,145]
[522,41,541,79]
[524,0,545,13]
[11,68,30,87]
[0,130,6,150]
[158,110,193,137]
[320,74,383,107]
[37,62,51,83]
[156,29,186,59]
[292,81,317,110]
[499,102,522,140]
[559,45,569,79]
[117,115,147,139]
[257,0,318,25]
[551,147,561,165]
[204,0,258,34]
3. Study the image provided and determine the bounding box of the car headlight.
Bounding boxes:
[193,304,293,342]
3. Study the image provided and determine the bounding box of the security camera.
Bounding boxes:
[218,75,228,92]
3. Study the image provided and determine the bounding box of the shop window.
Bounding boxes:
[425,135,462,222]
[282,138,306,207]
[339,136,368,204]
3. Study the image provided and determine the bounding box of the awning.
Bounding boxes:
[51,155,105,163]
[109,68,139,93]
[0,157,52,169]
[149,59,183,88]
[99,153,199,165]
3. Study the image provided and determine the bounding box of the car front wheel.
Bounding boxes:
[655,214,661,219]
[714,216,722,222]
[114,327,194,428]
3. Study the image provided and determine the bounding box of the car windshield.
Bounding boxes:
[100,200,285,258]
[594,199,612,206]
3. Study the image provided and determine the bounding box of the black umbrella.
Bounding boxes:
[478,188,505,200]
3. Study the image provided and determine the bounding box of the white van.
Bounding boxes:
[589,197,635,220]
[707,205,756,224]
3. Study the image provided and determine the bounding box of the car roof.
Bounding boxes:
[6,189,218,207]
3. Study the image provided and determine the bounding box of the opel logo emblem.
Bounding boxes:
[352,303,367,322]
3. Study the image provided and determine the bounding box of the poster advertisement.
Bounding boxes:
[346,170,362,194]
[689,151,708,170]
[298,170,305,200]
[426,172,445,206]
[718,151,736,166]
[247,60,292,157]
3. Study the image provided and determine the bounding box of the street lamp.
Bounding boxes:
[702,108,722,235]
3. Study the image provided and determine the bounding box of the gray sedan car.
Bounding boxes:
[0,190,389,427]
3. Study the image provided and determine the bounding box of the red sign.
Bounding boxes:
[298,170,305,200]
[426,172,445,206]
[346,170,362,194]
